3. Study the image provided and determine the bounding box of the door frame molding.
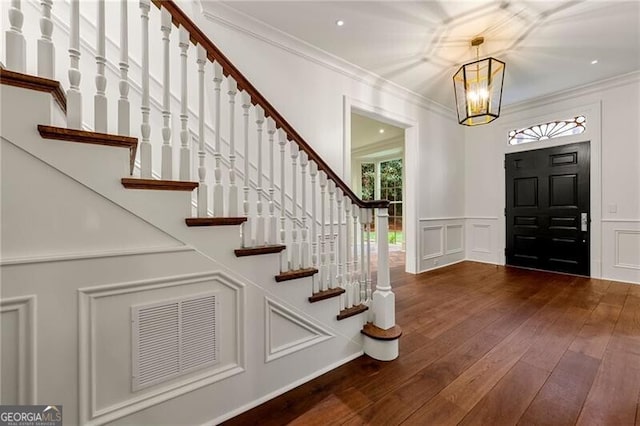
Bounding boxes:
[498,101,602,278]
[342,95,419,273]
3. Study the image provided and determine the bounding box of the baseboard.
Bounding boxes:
[418,259,466,273]
[207,350,364,425]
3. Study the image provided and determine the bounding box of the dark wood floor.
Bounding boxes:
[223,261,640,426]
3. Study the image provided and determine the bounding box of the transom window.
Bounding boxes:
[508,115,586,145]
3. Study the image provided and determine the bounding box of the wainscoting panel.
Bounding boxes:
[602,220,640,284]
[264,298,334,363]
[465,217,501,265]
[419,218,465,272]
[0,296,36,405]
[78,272,245,425]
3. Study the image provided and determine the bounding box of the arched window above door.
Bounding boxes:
[508,115,586,145]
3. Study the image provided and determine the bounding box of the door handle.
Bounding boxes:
[581,213,588,232]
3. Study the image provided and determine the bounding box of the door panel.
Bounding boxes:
[506,142,590,276]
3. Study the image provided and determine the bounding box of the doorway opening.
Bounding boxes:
[351,112,405,270]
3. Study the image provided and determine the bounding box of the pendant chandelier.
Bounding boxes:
[453,37,505,126]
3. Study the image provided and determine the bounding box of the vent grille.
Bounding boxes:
[132,293,218,391]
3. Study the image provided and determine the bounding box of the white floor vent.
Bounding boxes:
[132,293,218,391]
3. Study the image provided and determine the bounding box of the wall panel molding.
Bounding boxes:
[421,225,444,260]
[445,224,464,255]
[78,272,245,425]
[614,229,640,270]
[0,295,37,405]
[471,224,492,254]
[264,298,333,363]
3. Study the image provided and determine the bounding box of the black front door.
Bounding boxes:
[505,142,590,276]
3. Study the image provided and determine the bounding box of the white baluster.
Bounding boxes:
[366,208,373,302]
[310,161,319,293]
[328,180,337,289]
[213,62,224,216]
[360,207,367,303]
[241,92,252,246]
[139,0,151,177]
[196,46,207,216]
[300,152,310,269]
[118,0,129,136]
[344,200,352,307]
[67,0,82,129]
[290,142,300,269]
[38,0,54,78]
[255,105,266,245]
[94,0,107,132]
[227,78,239,216]
[160,8,172,179]
[352,205,360,306]
[336,189,344,310]
[5,0,26,72]
[319,172,328,291]
[278,129,289,272]
[267,118,277,244]
[178,26,190,181]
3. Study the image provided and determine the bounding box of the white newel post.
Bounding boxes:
[278,129,289,272]
[227,79,239,216]
[139,0,151,177]
[310,161,319,292]
[364,206,399,361]
[67,0,82,129]
[118,0,129,136]
[212,62,224,216]
[360,207,366,303]
[196,46,208,216]
[6,0,26,72]
[178,26,190,181]
[328,180,337,289]
[94,0,107,132]
[255,105,266,245]
[267,119,277,244]
[38,0,55,78]
[160,8,172,179]
[300,152,310,269]
[290,142,300,269]
[241,92,252,245]
[319,171,328,291]
[336,189,344,310]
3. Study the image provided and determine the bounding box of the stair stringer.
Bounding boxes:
[1,84,372,423]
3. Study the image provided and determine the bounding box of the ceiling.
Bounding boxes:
[351,113,404,150]
[214,1,640,109]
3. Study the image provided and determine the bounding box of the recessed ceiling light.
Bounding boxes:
[591,59,598,65]
[379,128,385,134]
[336,20,344,27]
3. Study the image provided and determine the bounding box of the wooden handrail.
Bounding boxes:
[151,0,388,209]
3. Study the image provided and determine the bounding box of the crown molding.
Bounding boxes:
[196,1,455,119]
[504,70,640,115]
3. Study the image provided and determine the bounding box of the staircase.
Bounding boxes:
[0,0,401,423]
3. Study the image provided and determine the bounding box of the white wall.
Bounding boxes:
[465,73,640,284]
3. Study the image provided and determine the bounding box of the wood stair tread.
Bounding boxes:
[361,322,403,341]
[275,268,318,283]
[337,304,368,321]
[234,245,286,257]
[308,287,345,303]
[121,178,198,191]
[38,125,138,174]
[0,68,66,112]
[186,217,247,227]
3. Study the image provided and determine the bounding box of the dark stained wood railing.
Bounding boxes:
[151,0,388,209]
